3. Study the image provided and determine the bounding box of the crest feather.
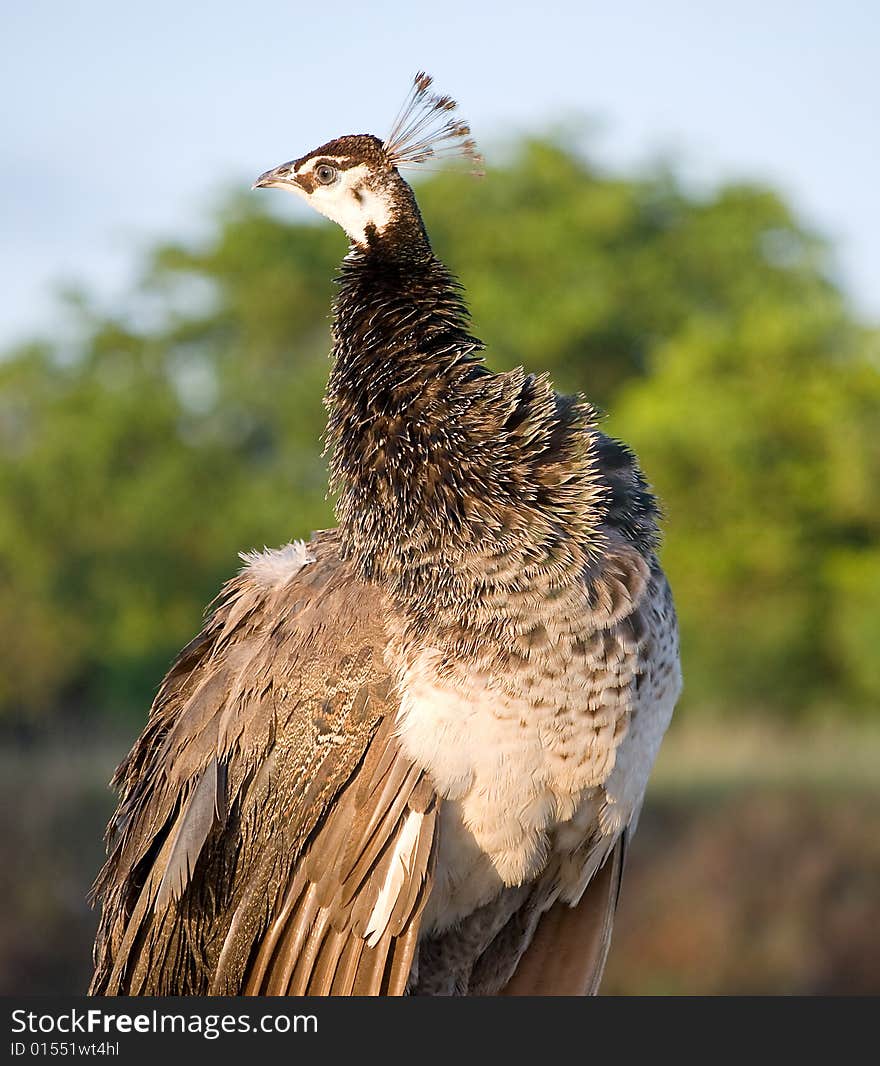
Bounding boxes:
[384,71,483,175]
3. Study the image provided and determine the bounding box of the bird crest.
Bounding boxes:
[384,72,484,175]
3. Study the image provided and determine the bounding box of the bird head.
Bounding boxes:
[253,73,481,250]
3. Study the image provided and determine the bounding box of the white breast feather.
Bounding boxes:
[396,572,681,932]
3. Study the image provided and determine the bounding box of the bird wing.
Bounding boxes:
[236,714,437,996]
[90,529,438,996]
[498,833,626,996]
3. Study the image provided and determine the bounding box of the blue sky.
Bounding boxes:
[2,1,878,347]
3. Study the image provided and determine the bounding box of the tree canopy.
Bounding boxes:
[2,136,878,726]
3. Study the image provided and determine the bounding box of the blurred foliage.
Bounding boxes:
[1,135,878,725]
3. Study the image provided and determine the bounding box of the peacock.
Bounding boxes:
[90,72,681,996]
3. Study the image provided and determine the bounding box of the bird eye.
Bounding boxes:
[315,164,338,185]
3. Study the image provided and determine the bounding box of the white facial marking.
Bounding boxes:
[283,159,395,246]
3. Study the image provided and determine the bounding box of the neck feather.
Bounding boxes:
[325,248,607,628]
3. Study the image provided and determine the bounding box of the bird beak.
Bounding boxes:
[252,161,296,190]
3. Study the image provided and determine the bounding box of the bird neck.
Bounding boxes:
[358,178,433,258]
[325,247,605,625]
[327,248,481,563]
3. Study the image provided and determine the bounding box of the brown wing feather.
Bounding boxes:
[499,833,626,996]
[90,529,438,996]
[241,713,438,995]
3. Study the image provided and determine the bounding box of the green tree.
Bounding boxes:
[1,135,877,725]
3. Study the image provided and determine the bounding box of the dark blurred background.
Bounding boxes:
[2,2,878,995]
